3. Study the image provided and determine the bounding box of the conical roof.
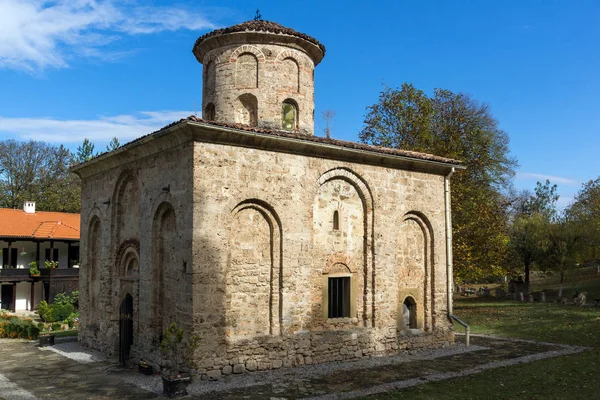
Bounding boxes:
[193,20,325,64]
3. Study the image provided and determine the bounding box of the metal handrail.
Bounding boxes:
[449,314,470,347]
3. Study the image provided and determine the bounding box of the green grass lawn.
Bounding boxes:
[361,277,600,400]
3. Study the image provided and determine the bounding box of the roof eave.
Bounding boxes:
[187,121,465,175]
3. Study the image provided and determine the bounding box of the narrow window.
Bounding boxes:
[403,297,417,329]
[328,277,350,318]
[282,100,297,130]
[333,210,339,230]
[204,103,215,121]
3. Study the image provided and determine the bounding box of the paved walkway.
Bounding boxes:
[0,336,587,399]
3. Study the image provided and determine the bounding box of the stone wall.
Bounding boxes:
[202,44,316,135]
[188,140,453,377]
[78,137,195,357]
[77,128,455,377]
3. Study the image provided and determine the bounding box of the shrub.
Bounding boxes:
[37,295,75,322]
[65,311,79,328]
[37,300,53,322]
[0,317,40,339]
[53,291,79,310]
[51,304,74,323]
[37,322,44,331]
[51,323,62,331]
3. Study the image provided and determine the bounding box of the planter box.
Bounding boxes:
[39,334,55,346]
[162,376,190,398]
[139,364,153,375]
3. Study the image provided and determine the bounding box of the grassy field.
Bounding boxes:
[362,271,600,399]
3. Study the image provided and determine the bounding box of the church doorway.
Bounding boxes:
[119,294,133,365]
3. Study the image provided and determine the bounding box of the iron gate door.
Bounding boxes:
[119,294,133,365]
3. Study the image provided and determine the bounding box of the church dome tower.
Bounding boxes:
[193,20,325,136]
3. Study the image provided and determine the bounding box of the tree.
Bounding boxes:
[566,177,600,266]
[106,137,121,152]
[322,110,336,139]
[0,140,80,212]
[360,83,517,281]
[76,138,96,164]
[543,216,582,298]
[509,180,559,293]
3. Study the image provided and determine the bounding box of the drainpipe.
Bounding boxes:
[444,167,470,346]
[444,167,455,315]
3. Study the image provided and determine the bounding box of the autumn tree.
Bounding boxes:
[360,83,517,281]
[566,177,600,265]
[0,140,80,213]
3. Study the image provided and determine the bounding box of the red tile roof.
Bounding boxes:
[0,208,80,240]
[193,20,326,57]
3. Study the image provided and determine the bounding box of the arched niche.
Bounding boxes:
[87,216,102,318]
[281,57,300,92]
[227,199,283,339]
[235,52,258,89]
[314,167,375,327]
[237,93,258,127]
[151,202,178,343]
[397,211,434,331]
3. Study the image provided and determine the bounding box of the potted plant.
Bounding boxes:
[29,261,40,277]
[160,322,191,398]
[44,260,58,269]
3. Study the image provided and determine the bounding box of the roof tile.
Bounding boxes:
[0,209,80,240]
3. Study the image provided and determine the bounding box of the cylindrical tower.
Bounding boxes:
[193,20,325,136]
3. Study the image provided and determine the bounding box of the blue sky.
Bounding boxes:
[0,1,598,208]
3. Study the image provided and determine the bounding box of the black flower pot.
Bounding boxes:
[162,376,191,398]
[39,334,55,347]
[139,364,153,375]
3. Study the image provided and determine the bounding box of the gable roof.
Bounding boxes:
[0,208,80,241]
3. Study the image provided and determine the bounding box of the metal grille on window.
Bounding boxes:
[328,277,350,318]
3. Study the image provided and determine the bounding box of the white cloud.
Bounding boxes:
[0,0,216,72]
[516,172,579,186]
[0,111,195,143]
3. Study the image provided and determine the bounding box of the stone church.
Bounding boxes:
[72,20,463,377]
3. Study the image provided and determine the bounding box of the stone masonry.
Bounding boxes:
[72,19,462,380]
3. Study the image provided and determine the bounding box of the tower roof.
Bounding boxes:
[193,20,326,65]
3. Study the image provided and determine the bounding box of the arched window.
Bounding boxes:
[333,210,339,231]
[204,103,215,121]
[282,100,298,130]
[403,296,417,329]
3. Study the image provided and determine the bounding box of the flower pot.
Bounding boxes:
[162,375,190,398]
[39,334,55,346]
[139,364,153,375]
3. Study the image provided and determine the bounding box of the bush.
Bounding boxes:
[53,291,78,308]
[65,311,79,328]
[0,317,40,339]
[51,322,62,331]
[37,297,75,322]
[37,300,53,322]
